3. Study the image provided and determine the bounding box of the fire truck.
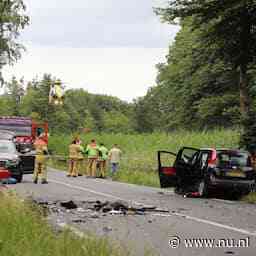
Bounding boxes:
[0,117,48,145]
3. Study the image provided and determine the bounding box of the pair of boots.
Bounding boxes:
[34,178,48,184]
[66,174,78,177]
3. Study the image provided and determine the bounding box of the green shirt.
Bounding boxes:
[86,143,99,158]
[99,146,108,161]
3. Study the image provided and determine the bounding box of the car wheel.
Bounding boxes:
[197,179,208,197]
[14,167,23,183]
[16,173,23,183]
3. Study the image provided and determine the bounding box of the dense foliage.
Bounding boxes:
[135,18,242,132]
[154,0,256,148]
[0,75,134,133]
[1,0,256,144]
[0,0,29,84]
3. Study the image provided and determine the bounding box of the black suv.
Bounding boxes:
[0,130,35,175]
[0,139,23,182]
[158,147,255,197]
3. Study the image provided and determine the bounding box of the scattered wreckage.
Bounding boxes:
[158,147,256,198]
[33,199,170,224]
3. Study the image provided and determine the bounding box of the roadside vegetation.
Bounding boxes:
[48,129,239,187]
[0,191,130,256]
[242,192,256,204]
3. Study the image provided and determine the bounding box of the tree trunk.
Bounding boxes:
[239,65,250,117]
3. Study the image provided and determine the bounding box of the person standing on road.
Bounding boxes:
[33,134,49,184]
[76,138,85,176]
[67,140,82,177]
[85,139,99,178]
[98,143,108,178]
[109,144,122,175]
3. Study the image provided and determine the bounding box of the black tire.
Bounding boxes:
[16,173,23,183]
[13,167,23,183]
[196,179,208,197]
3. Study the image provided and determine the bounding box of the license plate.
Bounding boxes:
[226,170,246,178]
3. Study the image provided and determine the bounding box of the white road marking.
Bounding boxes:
[211,199,236,204]
[153,213,256,237]
[49,179,130,201]
[91,177,175,194]
[49,178,256,237]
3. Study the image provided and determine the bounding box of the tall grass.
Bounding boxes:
[0,192,130,256]
[48,129,240,187]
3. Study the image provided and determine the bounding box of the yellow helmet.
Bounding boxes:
[55,79,61,85]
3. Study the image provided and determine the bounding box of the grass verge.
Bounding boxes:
[241,192,256,204]
[48,130,239,188]
[0,191,130,256]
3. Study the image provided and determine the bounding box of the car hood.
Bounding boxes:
[0,153,19,161]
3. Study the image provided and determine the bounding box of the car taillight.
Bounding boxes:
[208,150,217,167]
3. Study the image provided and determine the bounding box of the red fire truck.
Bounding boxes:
[0,116,48,145]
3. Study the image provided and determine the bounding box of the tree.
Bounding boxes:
[103,110,133,133]
[0,0,29,83]
[4,76,25,115]
[156,0,256,146]
[135,18,240,132]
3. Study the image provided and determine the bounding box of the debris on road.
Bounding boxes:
[103,226,112,233]
[60,200,78,209]
[32,198,170,222]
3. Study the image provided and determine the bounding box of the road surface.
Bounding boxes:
[11,168,256,256]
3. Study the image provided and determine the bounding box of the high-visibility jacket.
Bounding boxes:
[85,143,99,158]
[98,146,108,161]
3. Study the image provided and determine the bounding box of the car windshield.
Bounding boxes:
[217,152,249,168]
[0,140,16,154]
[0,132,14,140]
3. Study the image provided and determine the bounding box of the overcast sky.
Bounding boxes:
[3,0,179,102]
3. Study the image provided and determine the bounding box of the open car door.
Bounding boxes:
[175,147,201,188]
[158,147,201,189]
[158,151,177,188]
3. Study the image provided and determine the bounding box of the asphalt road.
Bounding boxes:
[11,168,256,256]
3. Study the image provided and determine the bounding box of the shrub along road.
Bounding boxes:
[12,168,256,256]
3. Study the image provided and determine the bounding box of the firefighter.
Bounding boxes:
[49,79,64,105]
[67,139,82,177]
[77,138,85,176]
[98,143,108,178]
[33,134,49,184]
[85,139,99,178]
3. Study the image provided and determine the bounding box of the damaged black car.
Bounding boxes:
[0,139,23,182]
[158,147,256,197]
